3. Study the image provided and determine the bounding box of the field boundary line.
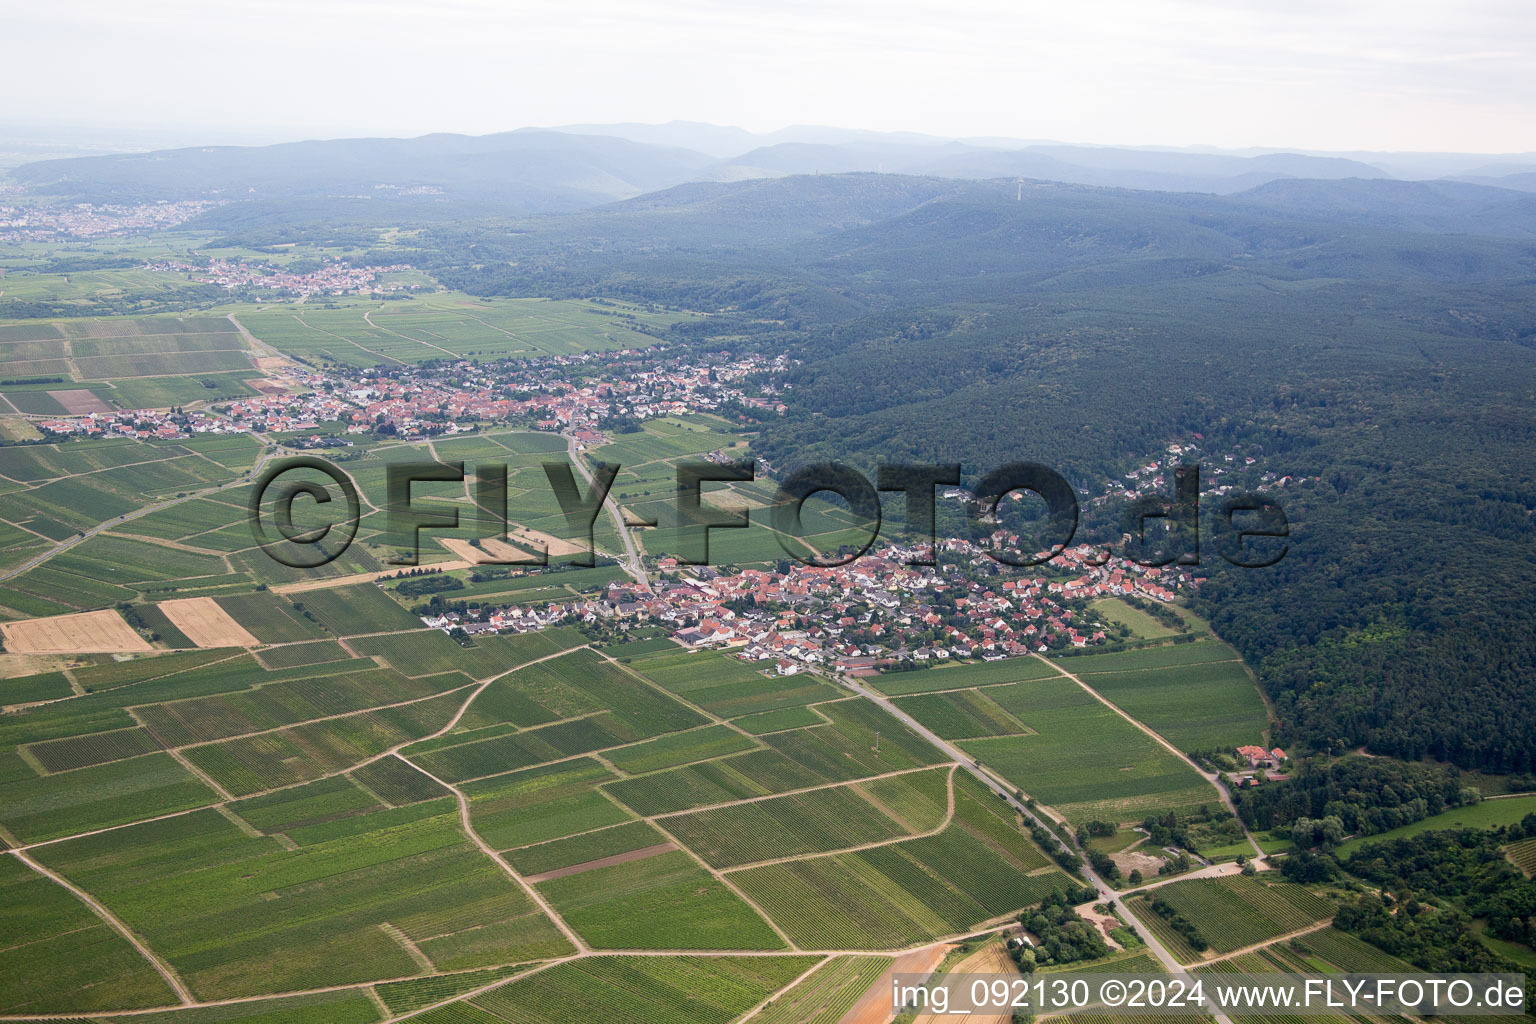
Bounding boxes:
[379,922,435,972]
[409,757,590,954]
[162,681,478,754]
[13,646,592,853]
[735,953,833,1024]
[164,743,237,802]
[9,847,194,1005]
[646,814,802,952]
[1031,652,1263,859]
[835,674,1235,1022]
[1197,918,1335,965]
[0,448,282,585]
[292,315,404,365]
[643,764,942,821]
[717,764,958,874]
[363,311,458,358]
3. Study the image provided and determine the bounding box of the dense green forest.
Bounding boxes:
[1232,757,1481,835]
[1344,825,1536,948]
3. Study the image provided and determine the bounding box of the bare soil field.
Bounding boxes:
[0,652,77,678]
[159,596,259,648]
[272,560,475,594]
[911,941,1021,1024]
[1073,900,1125,951]
[437,533,587,562]
[842,941,953,1024]
[49,389,111,414]
[0,609,152,653]
[1111,838,1167,878]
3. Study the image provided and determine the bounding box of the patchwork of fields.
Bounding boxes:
[1133,874,1336,963]
[0,424,645,618]
[238,295,689,367]
[882,658,1222,826]
[1049,638,1270,753]
[0,328,1347,1022]
[0,589,1117,1018]
[0,317,262,416]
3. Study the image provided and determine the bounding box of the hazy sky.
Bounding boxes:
[7,0,1535,152]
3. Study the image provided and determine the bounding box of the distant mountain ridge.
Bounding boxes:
[9,122,1536,213]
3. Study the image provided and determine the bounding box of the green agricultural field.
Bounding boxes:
[633,649,845,716]
[352,627,585,680]
[1134,875,1335,962]
[228,774,386,834]
[1051,639,1234,673]
[0,316,255,403]
[733,705,827,733]
[960,686,1218,825]
[662,767,951,868]
[239,295,687,367]
[1069,659,1269,752]
[891,688,1029,739]
[870,655,1062,695]
[0,753,216,843]
[1292,927,1417,973]
[1089,597,1184,639]
[731,774,1073,949]
[0,854,178,1014]
[182,688,467,795]
[287,583,422,635]
[751,955,892,1024]
[536,849,784,949]
[450,954,813,1024]
[603,724,759,774]
[69,647,232,690]
[214,592,329,643]
[1332,793,1536,856]
[374,965,528,1017]
[350,753,451,806]
[32,804,574,999]
[506,819,672,876]
[132,662,452,746]
[410,652,707,782]
[1507,836,1536,877]
[0,670,72,706]
[603,700,945,816]
[462,757,634,849]
[256,638,352,668]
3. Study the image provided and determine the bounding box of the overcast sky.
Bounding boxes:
[7,0,1535,153]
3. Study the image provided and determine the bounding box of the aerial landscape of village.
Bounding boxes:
[1,1,1534,1022]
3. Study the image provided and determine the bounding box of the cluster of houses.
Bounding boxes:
[0,199,217,242]
[1101,439,1310,509]
[421,602,567,635]
[332,350,787,438]
[35,407,242,440]
[144,257,417,297]
[25,345,787,465]
[415,538,1197,675]
[1232,745,1290,785]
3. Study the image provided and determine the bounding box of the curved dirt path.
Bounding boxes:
[10,847,193,1005]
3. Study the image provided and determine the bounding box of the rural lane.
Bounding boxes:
[840,676,1237,1024]
[0,448,282,585]
[1032,652,1266,860]
[564,431,649,589]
